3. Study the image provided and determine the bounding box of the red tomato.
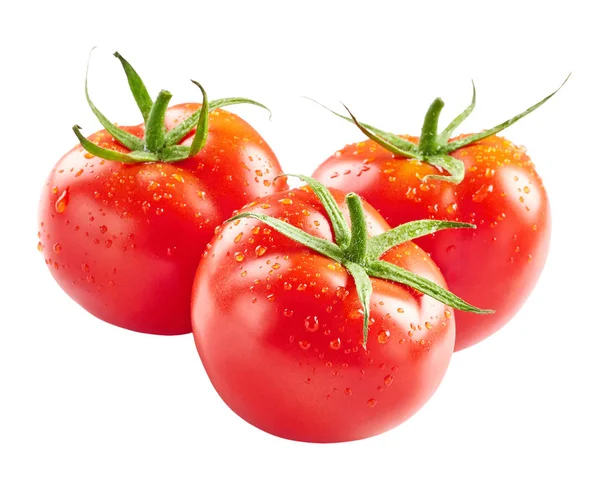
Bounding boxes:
[191,186,457,442]
[313,135,549,351]
[38,54,286,335]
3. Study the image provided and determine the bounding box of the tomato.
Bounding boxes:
[191,177,488,442]
[312,81,565,350]
[38,53,286,335]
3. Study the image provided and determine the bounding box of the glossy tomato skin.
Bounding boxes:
[192,187,455,442]
[38,105,286,335]
[313,135,550,351]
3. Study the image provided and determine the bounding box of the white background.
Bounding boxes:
[1,1,599,493]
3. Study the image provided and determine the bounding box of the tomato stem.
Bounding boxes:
[144,90,172,154]
[344,193,369,264]
[418,98,444,156]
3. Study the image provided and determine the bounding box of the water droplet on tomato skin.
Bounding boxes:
[377,329,390,344]
[255,245,267,257]
[299,340,311,350]
[384,375,394,386]
[234,252,245,262]
[305,316,319,332]
[53,243,62,253]
[344,388,352,396]
[367,399,377,407]
[55,189,69,213]
[329,338,341,350]
[37,242,44,252]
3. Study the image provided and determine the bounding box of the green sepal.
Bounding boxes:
[439,80,476,143]
[72,126,157,163]
[367,220,475,261]
[344,261,373,349]
[366,260,493,314]
[343,104,420,159]
[306,97,418,155]
[85,53,144,151]
[422,155,465,183]
[113,51,153,122]
[282,174,351,249]
[445,74,571,152]
[164,97,271,147]
[226,212,344,263]
[188,81,209,157]
[159,145,192,162]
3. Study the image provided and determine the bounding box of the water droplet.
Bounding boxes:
[283,308,294,317]
[234,232,243,243]
[523,186,531,194]
[532,224,538,231]
[283,282,292,290]
[266,294,275,302]
[344,388,352,396]
[335,286,349,300]
[444,309,452,319]
[279,198,293,205]
[55,189,69,213]
[384,375,394,386]
[297,283,307,291]
[255,245,267,257]
[397,308,404,313]
[155,208,164,216]
[527,254,533,262]
[75,169,84,177]
[81,263,89,272]
[99,225,107,234]
[53,243,62,253]
[367,398,377,407]
[299,340,311,350]
[37,242,43,252]
[105,239,113,248]
[446,245,456,253]
[305,316,319,332]
[330,338,341,350]
[472,184,493,203]
[234,252,245,262]
[52,186,58,195]
[171,173,184,183]
[377,329,390,344]
[445,203,458,214]
[425,321,433,330]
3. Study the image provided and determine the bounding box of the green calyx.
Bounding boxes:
[73,50,271,164]
[311,74,570,183]
[228,175,493,348]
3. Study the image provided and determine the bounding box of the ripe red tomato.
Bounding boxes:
[311,82,564,350]
[191,181,483,442]
[38,53,286,335]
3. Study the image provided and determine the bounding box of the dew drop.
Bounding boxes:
[367,398,377,407]
[384,375,394,386]
[255,245,267,257]
[299,340,311,350]
[344,388,352,396]
[53,243,62,253]
[425,321,433,330]
[99,225,108,234]
[37,242,43,252]
[234,232,243,243]
[234,252,245,262]
[105,239,113,248]
[55,189,69,213]
[329,338,341,350]
[305,316,319,332]
[284,308,294,317]
[377,329,390,344]
[81,263,89,272]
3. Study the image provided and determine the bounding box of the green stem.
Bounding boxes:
[418,98,444,156]
[144,90,172,153]
[344,193,369,264]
